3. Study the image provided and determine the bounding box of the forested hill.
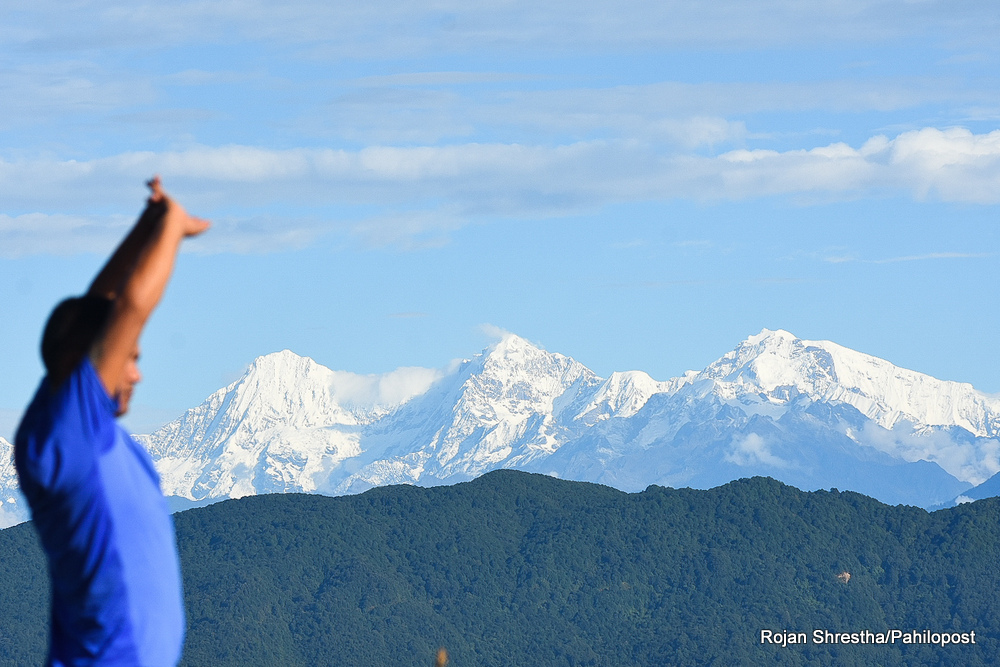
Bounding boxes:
[1,471,998,666]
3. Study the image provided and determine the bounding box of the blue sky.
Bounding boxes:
[2,0,999,438]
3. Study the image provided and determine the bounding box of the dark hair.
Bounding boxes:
[41,295,114,389]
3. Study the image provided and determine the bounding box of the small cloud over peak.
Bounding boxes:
[479,325,549,356]
[237,349,446,411]
[480,323,514,341]
[747,328,798,344]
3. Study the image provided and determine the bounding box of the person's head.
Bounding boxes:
[42,295,141,416]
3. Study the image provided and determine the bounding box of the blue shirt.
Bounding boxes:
[15,359,185,666]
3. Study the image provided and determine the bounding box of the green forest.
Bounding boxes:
[0,471,997,666]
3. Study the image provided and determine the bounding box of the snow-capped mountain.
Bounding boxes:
[700,329,1000,438]
[0,437,26,528]
[138,350,443,501]
[329,333,602,494]
[620,329,1000,492]
[2,329,998,528]
[139,328,997,510]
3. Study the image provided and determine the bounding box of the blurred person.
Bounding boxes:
[15,178,209,666]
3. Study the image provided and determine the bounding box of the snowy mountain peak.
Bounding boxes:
[745,328,798,345]
[252,347,311,367]
[574,371,671,424]
[333,334,605,492]
[226,350,444,419]
[217,350,358,429]
[700,329,1000,437]
[246,348,320,379]
[485,330,533,351]
[482,332,553,365]
[4,329,1000,529]
[475,333,597,397]
[705,328,839,388]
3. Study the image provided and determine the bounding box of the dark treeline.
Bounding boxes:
[0,471,997,665]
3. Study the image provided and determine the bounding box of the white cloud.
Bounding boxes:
[712,128,1000,202]
[503,80,978,124]
[859,420,1000,485]
[480,324,515,341]
[828,252,994,264]
[724,432,790,468]
[1,127,998,253]
[0,212,130,257]
[350,207,466,250]
[0,210,328,257]
[889,127,1000,201]
[182,215,328,254]
[0,61,155,130]
[314,78,983,147]
[164,69,263,86]
[2,38,988,145]
[350,72,539,87]
[329,366,445,411]
[5,0,998,54]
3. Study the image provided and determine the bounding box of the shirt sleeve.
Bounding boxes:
[17,359,117,496]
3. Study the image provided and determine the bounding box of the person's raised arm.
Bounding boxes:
[88,181,166,301]
[91,178,209,399]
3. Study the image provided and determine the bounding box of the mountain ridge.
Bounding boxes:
[706,329,1000,436]
[3,471,999,666]
[2,329,998,527]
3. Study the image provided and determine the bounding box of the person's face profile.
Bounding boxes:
[114,345,142,417]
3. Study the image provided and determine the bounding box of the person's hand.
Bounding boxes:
[147,176,210,238]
